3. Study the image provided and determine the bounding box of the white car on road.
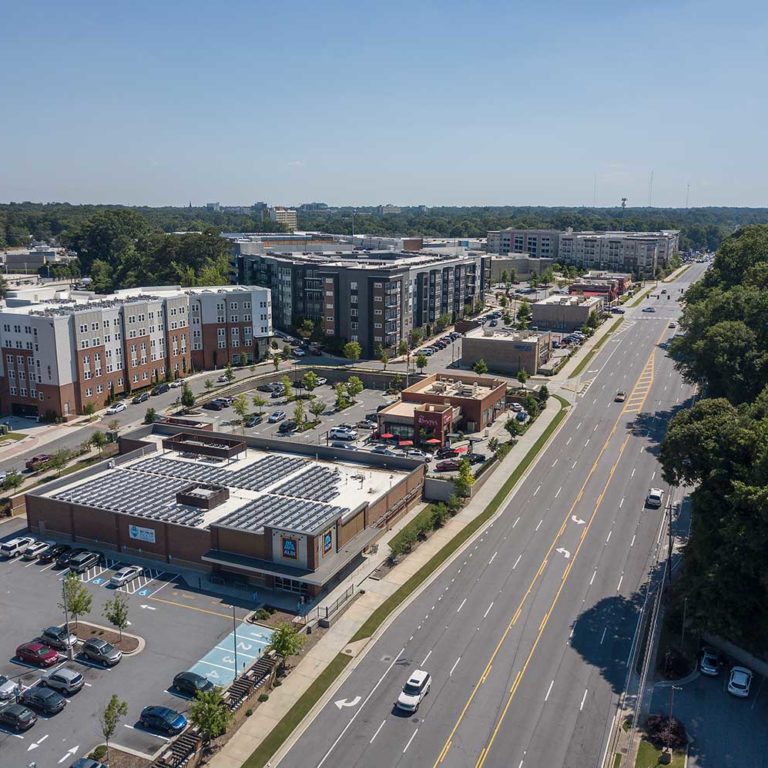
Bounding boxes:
[645,488,664,508]
[110,565,143,587]
[106,402,127,414]
[727,666,752,697]
[396,670,431,712]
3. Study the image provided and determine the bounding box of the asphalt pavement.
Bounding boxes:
[275,264,706,768]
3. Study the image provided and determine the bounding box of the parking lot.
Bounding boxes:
[650,665,768,766]
[0,521,256,766]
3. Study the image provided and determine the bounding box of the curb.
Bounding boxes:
[74,620,146,656]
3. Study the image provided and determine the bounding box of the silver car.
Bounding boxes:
[0,674,20,702]
[41,666,84,695]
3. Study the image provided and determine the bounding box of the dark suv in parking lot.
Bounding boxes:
[20,686,67,715]
[55,546,87,569]
[68,550,102,574]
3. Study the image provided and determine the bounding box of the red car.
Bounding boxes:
[436,459,461,472]
[16,642,59,667]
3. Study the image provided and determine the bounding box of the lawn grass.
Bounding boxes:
[568,317,624,380]
[243,653,352,768]
[635,739,685,768]
[5,431,26,441]
[351,395,568,642]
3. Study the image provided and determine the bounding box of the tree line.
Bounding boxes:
[660,224,768,651]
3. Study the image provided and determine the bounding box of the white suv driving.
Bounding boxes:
[645,488,664,508]
[396,669,431,712]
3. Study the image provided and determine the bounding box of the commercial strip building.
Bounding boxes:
[25,427,424,598]
[233,247,488,356]
[0,284,272,419]
[377,373,507,445]
[1,244,76,272]
[460,327,552,376]
[486,228,679,278]
[531,294,604,332]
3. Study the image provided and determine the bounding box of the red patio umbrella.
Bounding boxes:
[454,445,469,453]
[380,433,394,439]
[425,438,441,445]
[398,440,414,447]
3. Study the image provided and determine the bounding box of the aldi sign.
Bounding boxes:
[129,524,156,544]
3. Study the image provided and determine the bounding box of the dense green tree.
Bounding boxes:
[472,358,488,375]
[343,341,362,363]
[189,687,232,745]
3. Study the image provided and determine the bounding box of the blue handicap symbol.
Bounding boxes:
[92,577,104,585]
[138,589,150,596]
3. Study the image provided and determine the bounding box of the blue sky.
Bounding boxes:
[1,0,766,207]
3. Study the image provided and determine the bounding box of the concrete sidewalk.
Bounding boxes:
[210,395,569,768]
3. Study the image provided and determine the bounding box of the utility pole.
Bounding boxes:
[666,498,675,587]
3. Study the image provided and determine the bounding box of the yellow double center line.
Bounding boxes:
[434,325,666,768]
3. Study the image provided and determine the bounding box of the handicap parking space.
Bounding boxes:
[189,622,273,685]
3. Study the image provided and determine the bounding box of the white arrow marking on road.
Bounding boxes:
[58,745,79,763]
[571,515,586,525]
[556,548,571,559]
[28,734,49,750]
[334,696,361,710]
[139,604,156,610]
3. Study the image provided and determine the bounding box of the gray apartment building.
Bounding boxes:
[486,229,561,259]
[233,248,488,357]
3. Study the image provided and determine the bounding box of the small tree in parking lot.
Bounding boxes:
[100,694,128,764]
[415,353,428,373]
[454,458,475,498]
[293,400,306,428]
[233,394,249,426]
[347,375,364,400]
[309,399,326,422]
[103,592,130,640]
[60,571,92,627]
[181,383,195,410]
[334,382,350,410]
[302,369,319,393]
[224,363,236,383]
[281,375,294,401]
[252,394,267,415]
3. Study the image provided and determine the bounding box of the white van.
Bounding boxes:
[0,536,35,559]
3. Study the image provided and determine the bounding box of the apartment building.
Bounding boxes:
[234,248,488,357]
[0,285,271,419]
[268,207,298,232]
[486,229,561,259]
[558,232,666,277]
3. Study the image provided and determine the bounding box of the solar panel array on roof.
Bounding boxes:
[132,454,309,491]
[50,469,204,526]
[216,494,346,534]
[271,465,340,503]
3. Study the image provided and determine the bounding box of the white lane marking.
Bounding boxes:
[513,555,522,570]
[513,516,520,528]
[590,569,597,585]
[600,627,608,645]
[545,680,554,701]
[651,471,656,480]
[489,552,497,565]
[580,688,589,711]
[534,485,541,496]
[606,531,612,543]
[317,647,406,767]
[566,436,572,445]
[535,519,543,531]
[593,424,599,432]
[552,459,558,467]
[617,574,624,592]
[484,602,494,619]
[457,598,467,613]
[630,534,636,547]
[631,467,636,477]
[585,439,590,447]
[576,422,582,430]
[572,461,578,469]
[593,398,597,405]
[555,487,562,498]
[450,657,461,676]
[370,719,386,744]
[619,497,624,508]
[403,728,419,753]
[421,650,432,666]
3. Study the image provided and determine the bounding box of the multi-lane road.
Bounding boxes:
[277,264,705,768]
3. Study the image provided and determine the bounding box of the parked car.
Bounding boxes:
[278,420,298,434]
[0,536,36,559]
[292,348,306,357]
[422,348,434,356]
[139,705,188,735]
[268,411,286,423]
[132,391,150,404]
[25,454,52,472]
[668,322,677,328]
[467,453,487,465]
[0,674,20,702]
[315,377,328,386]
[41,666,85,695]
[510,403,524,413]
[330,441,359,450]
[727,666,753,697]
[105,402,127,414]
[436,459,461,472]
[0,702,37,731]
[356,419,377,430]
[110,564,143,587]
[396,670,431,713]
[81,638,122,667]
[202,400,224,411]
[55,547,87,569]
[173,671,214,698]
[69,550,102,574]
[39,626,78,652]
[645,488,664,508]
[169,379,185,388]
[699,648,721,677]
[435,447,460,459]
[371,446,396,456]
[22,540,54,560]
[405,449,431,462]
[70,759,108,768]
[16,642,59,667]
[20,685,67,715]
[38,543,70,564]
[270,387,285,399]
[257,383,274,392]
[516,411,528,422]
[611,307,626,314]
[329,427,357,441]
[245,415,263,428]
[219,396,233,407]
[151,383,170,396]
[216,374,228,383]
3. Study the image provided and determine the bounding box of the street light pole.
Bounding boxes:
[61,575,74,661]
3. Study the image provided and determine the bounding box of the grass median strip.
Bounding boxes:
[243,653,352,768]
[351,395,568,643]
[568,317,624,379]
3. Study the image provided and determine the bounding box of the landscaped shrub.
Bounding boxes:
[645,715,688,750]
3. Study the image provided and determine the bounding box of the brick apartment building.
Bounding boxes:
[0,284,271,419]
